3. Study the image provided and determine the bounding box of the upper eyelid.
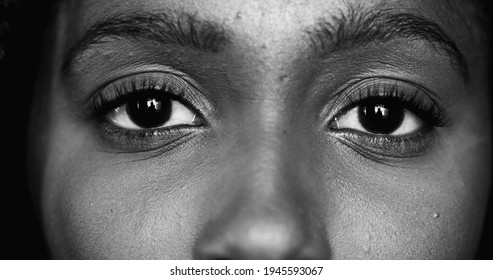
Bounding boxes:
[95,73,187,106]
[322,77,442,121]
[337,77,440,106]
[88,69,213,118]
[325,77,451,133]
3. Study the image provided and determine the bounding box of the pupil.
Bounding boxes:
[358,98,404,134]
[127,91,172,128]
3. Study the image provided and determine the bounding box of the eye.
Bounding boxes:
[88,72,209,151]
[334,97,425,136]
[327,79,449,159]
[107,90,199,130]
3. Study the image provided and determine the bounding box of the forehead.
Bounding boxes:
[53,0,490,91]
[59,0,479,77]
[62,0,462,44]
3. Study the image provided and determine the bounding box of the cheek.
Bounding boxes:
[316,140,490,259]
[40,146,209,259]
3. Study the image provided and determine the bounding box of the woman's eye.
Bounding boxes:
[106,90,198,130]
[327,79,449,159]
[335,97,424,136]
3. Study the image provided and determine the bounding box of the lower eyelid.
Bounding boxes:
[330,128,437,160]
[96,120,205,153]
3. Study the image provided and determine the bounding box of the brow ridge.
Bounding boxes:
[63,11,229,75]
[307,6,469,80]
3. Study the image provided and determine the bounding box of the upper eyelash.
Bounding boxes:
[335,81,450,128]
[90,73,195,117]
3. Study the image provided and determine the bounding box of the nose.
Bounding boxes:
[193,180,331,259]
[193,97,331,259]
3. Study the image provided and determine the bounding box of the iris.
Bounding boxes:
[358,98,404,134]
[127,92,172,128]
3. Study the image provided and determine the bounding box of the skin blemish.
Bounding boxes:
[278,74,289,82]
[433,212,440,218]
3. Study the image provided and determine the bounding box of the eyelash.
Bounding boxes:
[88,72,205,150]
[91,73,199,116]
[328,79,450,160]
[335,82,448,127]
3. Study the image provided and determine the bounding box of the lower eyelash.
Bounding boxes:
[333,127,438,161]
[97,121,202,153]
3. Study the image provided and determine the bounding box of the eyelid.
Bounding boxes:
[324,77,446,126]
[322,77,450,161]
[82,70,210,153]
[88,69,212,121]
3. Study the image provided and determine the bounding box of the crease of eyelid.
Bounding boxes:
[319,76,444,126]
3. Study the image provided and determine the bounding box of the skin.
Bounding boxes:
[29,0,490,259]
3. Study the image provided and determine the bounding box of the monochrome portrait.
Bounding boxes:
[0,0,491,259]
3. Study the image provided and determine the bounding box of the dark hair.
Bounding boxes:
[475,0,493,260]
[0,0,53,259]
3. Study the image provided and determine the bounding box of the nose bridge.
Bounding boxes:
[233,118,301,210]
[227,12,298,181]
[224,125,300,215]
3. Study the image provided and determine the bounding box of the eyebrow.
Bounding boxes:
[307,6,470,81]
[64,7,470,82]
[63,11,230,74]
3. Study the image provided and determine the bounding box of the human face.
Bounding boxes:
[29,0,490,259]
